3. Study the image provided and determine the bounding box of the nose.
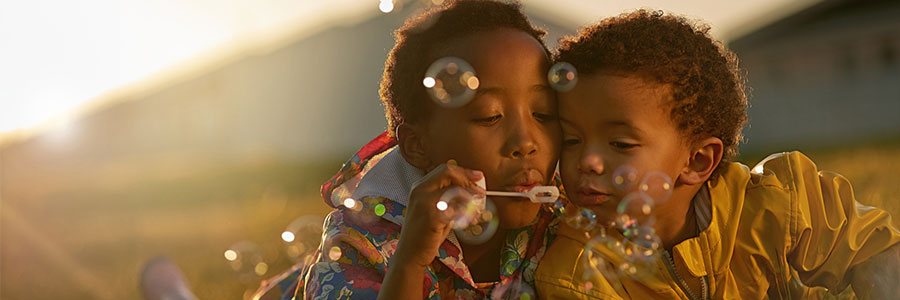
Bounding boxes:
[503,115,539,159]
[578,151,604,175]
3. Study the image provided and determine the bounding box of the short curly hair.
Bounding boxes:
[556,9,748,173]
[379,0,548,137]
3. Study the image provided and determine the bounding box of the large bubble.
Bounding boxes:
[424,57,479,108]
[454,199,499,245]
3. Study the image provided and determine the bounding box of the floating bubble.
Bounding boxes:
[564,207,597,231]
[282,215,325,265]
[328,246,343,261]
[639,170,673,204]
[490,277,536,300]
[583,281,593,292]
[582,235,626,282]
[454,199,499,244]
[624,225,661,262]
[378,0,394,13]
[614,213,638,232]
[612,165,639,191]
[440,187,485,229]
[225,241,267,283]
[330,175,361,208]
[616,192,654,217]
[547,199,566,217]
[548,62,578,92]
[374,203,387,216]
[342,198,361,211]
[424,57,479,108]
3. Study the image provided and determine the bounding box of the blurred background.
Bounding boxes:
[1,0,898,299]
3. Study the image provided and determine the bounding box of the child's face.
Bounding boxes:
[420,28,561,229]
[558,74,690,223]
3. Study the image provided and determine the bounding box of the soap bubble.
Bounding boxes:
[547,199,566,217]
[440,187,485,229]
[639,171,673,204]
[330,175,361,208]
[454,199,499,244]
[225,241,268,283]
[282,215,325,265]
[424,57,479,108]
[564,207,597,231]
[616,192,654,217]
[548,62,578,92]
[582,235,625,282]
[612,165,639,191]
[623,225,661,262]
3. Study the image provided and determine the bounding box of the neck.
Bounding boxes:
[654,185,702,250]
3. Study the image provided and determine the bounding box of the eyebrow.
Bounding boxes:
[605,120,647,137]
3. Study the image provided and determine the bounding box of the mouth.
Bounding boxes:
[500,169,545,195]
[574,186,613,206]
[512,183,539,193]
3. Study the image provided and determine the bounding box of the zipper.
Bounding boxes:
[661,249,707,300]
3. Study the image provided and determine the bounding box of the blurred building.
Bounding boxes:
[730,0,900,154]
[0,4,573,207]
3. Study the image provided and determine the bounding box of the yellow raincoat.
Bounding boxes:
[535,151,900,299]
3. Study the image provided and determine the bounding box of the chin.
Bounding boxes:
[494,199,542,229]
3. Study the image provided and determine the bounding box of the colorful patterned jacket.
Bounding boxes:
[253,132,561,299]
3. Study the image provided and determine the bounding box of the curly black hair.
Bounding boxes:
[557,9,748,174]
[379,0,548,137]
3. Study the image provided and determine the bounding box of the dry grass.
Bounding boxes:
[1,143,898,299]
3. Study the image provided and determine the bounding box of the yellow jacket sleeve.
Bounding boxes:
[757,152,900,292]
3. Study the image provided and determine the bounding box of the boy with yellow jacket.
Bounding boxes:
[535,10,900,299]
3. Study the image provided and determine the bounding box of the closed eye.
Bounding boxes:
[533,112,555,122]
[610,141,638,149]
[563,138,581,147]
[474,115,501,125]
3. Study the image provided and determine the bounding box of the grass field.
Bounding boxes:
[1,142,899,299]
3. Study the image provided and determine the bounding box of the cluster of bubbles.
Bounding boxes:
[554,165,673,291]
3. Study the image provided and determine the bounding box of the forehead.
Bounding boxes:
[559,74,673,129]
[432,28,548,79]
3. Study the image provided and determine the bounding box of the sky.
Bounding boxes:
[0,0,820,138]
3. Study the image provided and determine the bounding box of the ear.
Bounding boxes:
[396,123,432,170]
[680,137,724,185]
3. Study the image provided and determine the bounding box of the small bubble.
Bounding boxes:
[612,165,639,191]
[281,231,295,243]
[617,193,654,217]
[639,170,674,204]
[254,262,268,276]
[548,62,578,92]
[224,250,238,261]
[282,215,325,264]
[424,57,479,108]
[328,246,343,261]
[378,0,394,13]
[374,203,386,216]
[225,241,267,283]
[564,207,597,231]
[453,199,499,244]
